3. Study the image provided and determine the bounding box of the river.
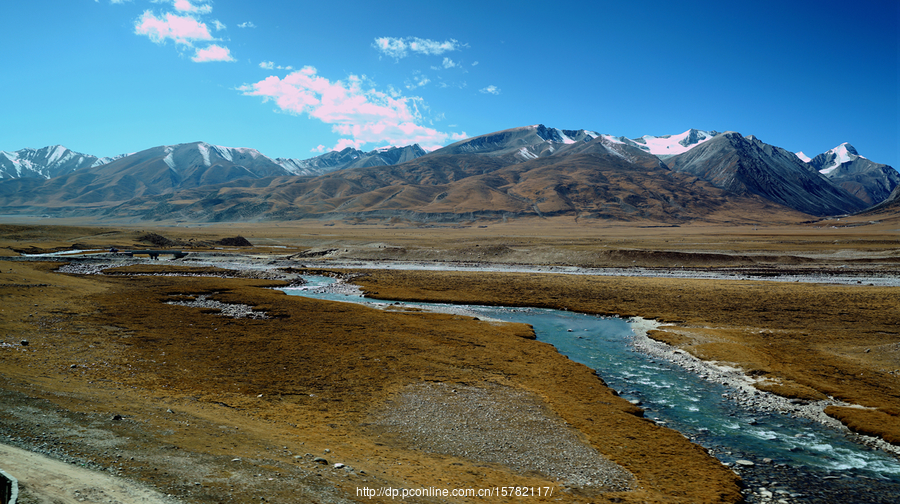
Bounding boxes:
[285,276,900,503]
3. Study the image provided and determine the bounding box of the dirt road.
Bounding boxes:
[1,443,176,504]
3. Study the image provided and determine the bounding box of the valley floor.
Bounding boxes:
[0,217,898,503]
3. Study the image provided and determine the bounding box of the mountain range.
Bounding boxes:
[0,126,896,223]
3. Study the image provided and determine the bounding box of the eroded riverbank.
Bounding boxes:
[289,275,900,503]
[1,257,746,503]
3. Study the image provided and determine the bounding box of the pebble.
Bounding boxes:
[165,294,269,319]
[369,382,634,490]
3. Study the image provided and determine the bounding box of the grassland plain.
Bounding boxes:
[0,216,898,503]
[0,260,740,504]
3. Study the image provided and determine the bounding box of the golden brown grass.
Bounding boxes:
[3,216,900,264]
[3,218,900,502]
[824,407,900,444]
[0,261,742,503]
[348,269,900,445]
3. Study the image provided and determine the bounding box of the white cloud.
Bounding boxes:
[260,61,294,71]
[373,37,463,59]
[239,66,466,151]
[238,21,256,28]
[480,85,500,95]
[405,74,430,90]
[173,0,212,14]
[192,44,235,62]
[134,10,213,46]
[212,19,226,31]
[431,57,463,71]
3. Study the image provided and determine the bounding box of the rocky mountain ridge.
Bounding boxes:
[804,143,900,206]
[1,126,896,222]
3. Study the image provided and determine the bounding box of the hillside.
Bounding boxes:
[1,125,895,223]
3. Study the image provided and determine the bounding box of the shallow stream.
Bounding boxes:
[285,276,900,503]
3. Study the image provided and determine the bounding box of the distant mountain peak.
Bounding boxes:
[811,142,865,175]
[0,145,97,180]
[806,142,898,205]
[838,142,859,156]
[665,132,869,216]
[619,129,720,158]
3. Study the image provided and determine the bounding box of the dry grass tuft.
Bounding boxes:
[824,406,900,444]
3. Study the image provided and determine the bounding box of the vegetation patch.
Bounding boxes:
[824,406,900,445]
[100,264,236,275]
[215,236,253,247]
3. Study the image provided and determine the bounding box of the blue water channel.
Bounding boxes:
[284,276,900,501]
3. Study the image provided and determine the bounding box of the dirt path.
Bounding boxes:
[0,443,176,504]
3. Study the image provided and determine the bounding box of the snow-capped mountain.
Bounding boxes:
[617,129,721,158]
[804,143,899,205]
[3,126,898,221]
[665,132,868,216]
[0,142,427,181]
[0,145,101,180]
[277,144,426,175]
[809,143,863,175]
[102,141,294,189]
[434,124,613,163]
[91,152,132,168]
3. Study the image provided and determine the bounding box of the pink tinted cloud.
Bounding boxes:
[173,0,212,14]
[239,67,466,151]
[192,45,235,63]
[134,11,212,45]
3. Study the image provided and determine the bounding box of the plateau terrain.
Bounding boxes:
[1,124,899,504]
[2,126,896,224]
[1,210,899,503]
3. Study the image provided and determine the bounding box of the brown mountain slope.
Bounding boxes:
[114,150,811,224]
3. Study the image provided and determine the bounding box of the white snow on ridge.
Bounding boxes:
[163,146,176,170]
[518,147,538,160]
[633,129,716,156]
[46,145,67,165]
[552,128,577,144]
[601,134,624,145]
[212,144,234,163]
[818,142,865,175]
[198,143,212,167]
[91,152,132,168]
[796,151,812,163]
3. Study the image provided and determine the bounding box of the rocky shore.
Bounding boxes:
[369,382,635,491]
[6,251,899,503]
[629,317,900,458]
[627,317,900,504]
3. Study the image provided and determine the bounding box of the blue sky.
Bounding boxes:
[2,0,898,168]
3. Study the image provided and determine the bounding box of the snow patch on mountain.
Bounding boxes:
[91,152,131,167]
[163,146,176,170]
[215,144,234,163]
[0,145,99,179]
[46,145,68,166]
[601,134,624,145]
[625,129,720,157]
[816,143,865,175]
[795,151,812,163]
[198,143,212,167]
